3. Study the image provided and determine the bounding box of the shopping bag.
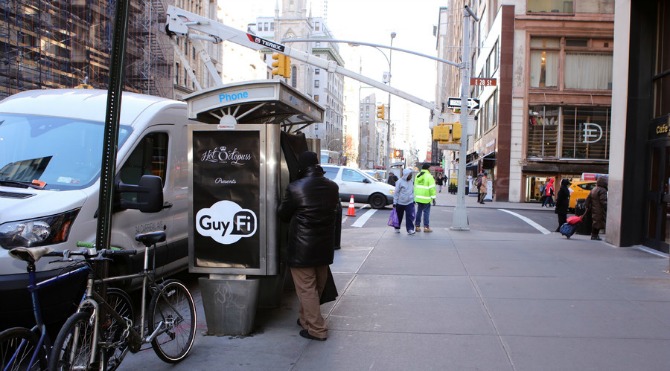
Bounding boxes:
[320,266,338,304]
[387,208,400,228]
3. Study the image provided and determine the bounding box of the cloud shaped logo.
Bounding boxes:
[196,200,257,245]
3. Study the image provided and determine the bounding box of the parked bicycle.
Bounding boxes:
[48,231,197,371]
[0,245,132,371]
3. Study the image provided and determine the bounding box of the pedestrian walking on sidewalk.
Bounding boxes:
[585,176,608,240]
[542,178,555,207]
[554,178,571,232]
[277,151,339,341]
[436,173,445,193]
[477,172,488,204]
[393,168,416,235]
[414,163,437,232]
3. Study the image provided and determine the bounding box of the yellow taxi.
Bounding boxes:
[568,180,596,210]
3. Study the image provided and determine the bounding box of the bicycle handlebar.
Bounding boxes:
[44,247,137,262]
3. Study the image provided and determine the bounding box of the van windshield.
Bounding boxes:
[0,114,132,190]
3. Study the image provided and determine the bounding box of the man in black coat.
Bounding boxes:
[554,178,571,232]
[277,151,339,341]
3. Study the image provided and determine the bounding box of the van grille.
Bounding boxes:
[0,191,34,199]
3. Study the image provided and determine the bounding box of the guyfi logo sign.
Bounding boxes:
[196,200,257,245]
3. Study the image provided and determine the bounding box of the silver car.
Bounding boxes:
[322,165,394,209]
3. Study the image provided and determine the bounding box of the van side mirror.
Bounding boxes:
[116,175,164,213]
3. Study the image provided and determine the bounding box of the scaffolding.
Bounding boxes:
[0,0,173,99]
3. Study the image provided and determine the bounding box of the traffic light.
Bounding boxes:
[283,56,291,78]
[433,122,462,144]
[451,122,462,141]
[271,53,291,78]
[394,149,401,158]
[376,104,385,119]
[433,123,452,142]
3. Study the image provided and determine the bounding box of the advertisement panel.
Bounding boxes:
[190,128,263,272]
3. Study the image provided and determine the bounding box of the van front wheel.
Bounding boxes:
[369,193,387,209]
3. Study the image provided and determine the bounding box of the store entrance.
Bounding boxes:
[645,144,670,253]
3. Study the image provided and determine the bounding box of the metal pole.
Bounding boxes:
[451,6,478,231]
[97,0,131,246]
[282,38,460,68]
[387,32,395,169]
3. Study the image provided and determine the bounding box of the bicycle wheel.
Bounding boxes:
[147,279,196,363]
[0,327,46,371]
[49,312,97,371]
[103,288,135,371]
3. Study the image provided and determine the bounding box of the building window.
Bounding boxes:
[529,38,559,88]
[526,105,611,160]
[653,2,670,117]
[530,37,613,90]
[315,68,320,75]
[527,0,573,14]
[565,53,613,90]
[315,80,320,88]
[561,107,610,159]
[527,106,560,158]
[314,95,319,102]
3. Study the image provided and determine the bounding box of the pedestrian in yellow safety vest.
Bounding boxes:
[414,163,437,232]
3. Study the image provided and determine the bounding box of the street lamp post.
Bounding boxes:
[387,32,396,169]
[349,33,395,169]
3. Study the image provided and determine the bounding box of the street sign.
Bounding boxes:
[447,97,480,110]
[246,34,286,52]
[470,77,497,86]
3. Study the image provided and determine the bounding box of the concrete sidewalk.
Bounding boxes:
[120,193,670,371]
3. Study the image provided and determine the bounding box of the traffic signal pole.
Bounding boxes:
[451,6,480,231]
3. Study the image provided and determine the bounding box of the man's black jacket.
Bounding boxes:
[277,166,339,267]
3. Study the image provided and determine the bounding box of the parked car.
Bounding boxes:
[322,165,394,209]
[362,169,387,182]
[568,180,597,210]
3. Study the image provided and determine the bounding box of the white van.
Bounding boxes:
[0,89,192,329]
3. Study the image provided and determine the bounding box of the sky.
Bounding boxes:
[218,0,447,156]
[221,0,444,100]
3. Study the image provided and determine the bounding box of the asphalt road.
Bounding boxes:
[341,203,561,235]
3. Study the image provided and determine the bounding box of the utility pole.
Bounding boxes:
[451,5,479,231]
[387,32,396,169]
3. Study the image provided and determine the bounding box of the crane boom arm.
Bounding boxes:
[164,5,444,121]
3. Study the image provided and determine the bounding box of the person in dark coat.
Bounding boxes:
[277,151,339,341]
[554,178,571,232]
[585,176,608,240]
[387,172,398,186]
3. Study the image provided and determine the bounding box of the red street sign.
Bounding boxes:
[470,78,497,86]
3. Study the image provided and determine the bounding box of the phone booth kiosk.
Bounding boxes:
[185,80,323,335]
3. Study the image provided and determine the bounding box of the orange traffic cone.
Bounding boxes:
[346,195,356,216]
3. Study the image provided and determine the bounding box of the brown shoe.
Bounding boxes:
[423,227,433,233]
[415,227,421,232]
